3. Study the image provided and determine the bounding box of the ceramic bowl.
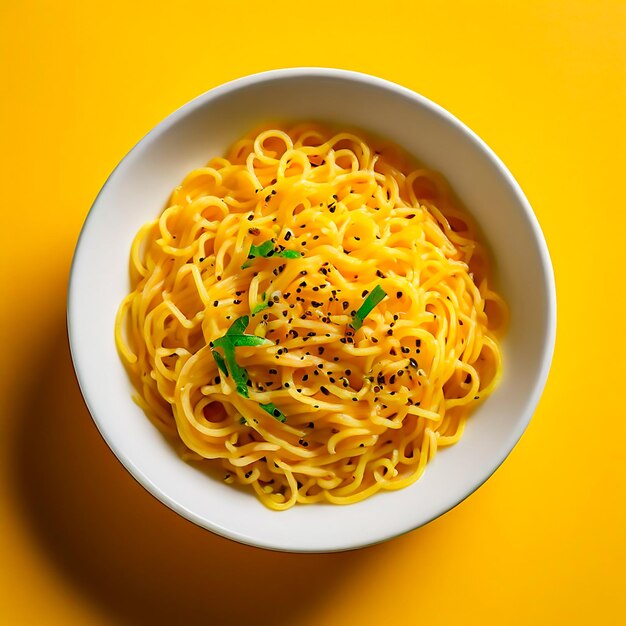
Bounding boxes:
[68,68,556,552]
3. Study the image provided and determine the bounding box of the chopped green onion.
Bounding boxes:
[210,317,289,422]
[210,315,272,397]
[260,402,287,423]
[351,285,388,330]
[225,316,249,336]
[212,351,228,376]
[251,292,268,315]
[241,240,302,269]
[278,249,301,259]
[213,334,270,349]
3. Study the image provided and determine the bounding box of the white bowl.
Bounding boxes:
[68,68,556,552]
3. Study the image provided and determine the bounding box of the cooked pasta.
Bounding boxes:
[115,122,506,510]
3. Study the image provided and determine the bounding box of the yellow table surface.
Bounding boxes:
[2,1,625,624]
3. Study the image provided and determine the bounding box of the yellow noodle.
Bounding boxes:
[115,122,506,510]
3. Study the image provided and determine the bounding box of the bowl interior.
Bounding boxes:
[68,69,555,552]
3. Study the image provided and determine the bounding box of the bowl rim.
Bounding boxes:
[67,67,557,552]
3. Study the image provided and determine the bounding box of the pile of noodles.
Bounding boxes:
[116,123,505,510]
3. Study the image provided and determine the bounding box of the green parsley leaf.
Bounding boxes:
[350,284,388,330]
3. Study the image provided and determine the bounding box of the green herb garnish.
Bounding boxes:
[277,249,302,259]
[350,284,388,330]
[260,402,287,423]
[212,351,228,377]
[210,315,272,397]
[241,240,302,269]
[251,292,268,315]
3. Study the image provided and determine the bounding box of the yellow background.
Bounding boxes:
[1,1,625,624]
